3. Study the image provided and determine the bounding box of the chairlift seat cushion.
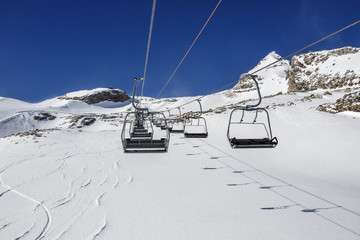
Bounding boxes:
[124,138,168,152]
[230,137,278,148]
[133,128,148,133]
[184,132,208,138]
[170,129,184,133]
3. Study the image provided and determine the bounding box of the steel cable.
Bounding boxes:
[158,19,360,114]
[141,0,157,98]
[155,0,223,98]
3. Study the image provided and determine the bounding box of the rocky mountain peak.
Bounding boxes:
[232,46,360,96]
[58,88,130,104]
[232,51,290,96]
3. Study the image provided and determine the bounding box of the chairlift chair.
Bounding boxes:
[184,100,208,138]
[122,112,169,152]
[160,118,167,130]
[165,110,173,131]
[159,111,173,131]
[121,78,170,152]
[169,107,185,133]
[153,114,163,128]
[227,74,278,148]
[227,107,278,148]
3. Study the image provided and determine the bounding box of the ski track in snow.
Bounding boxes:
[0,171,51,240]
[185,137,360,238]
[90,218,107,240]
[14,222,35,240]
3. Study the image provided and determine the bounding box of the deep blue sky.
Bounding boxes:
[0,0,359,102]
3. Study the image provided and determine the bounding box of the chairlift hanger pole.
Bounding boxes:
[245,74,262,108]
[177,107,182,118]
[132,77,148,113]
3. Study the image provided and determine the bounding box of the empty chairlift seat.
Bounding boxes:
[122,112,170,152]
[226,74,278,148]
[184,117,208,138]
[183,100,208,138]
[227,107,278,148]
[169,107,184,133]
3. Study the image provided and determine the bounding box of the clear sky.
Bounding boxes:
[0,0,359,102]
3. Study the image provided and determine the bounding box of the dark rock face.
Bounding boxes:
[59,88,130,104]
[317,91,360,113]
[33,113,56,121]
[81,117,96,126]
[232,74,256,91]
[81,89,130,104]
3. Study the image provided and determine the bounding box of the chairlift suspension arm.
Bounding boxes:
[253,110,259,123]
[195,99,203,118]
[132,78,148,113]
[246,74,262,108]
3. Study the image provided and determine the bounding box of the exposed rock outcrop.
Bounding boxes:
[59,88,130,104]
[286,47,360,92]
[317,91,360,113]
[233,47,360,96]
[33,113,56,121]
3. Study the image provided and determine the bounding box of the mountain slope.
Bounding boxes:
[0,48,360,239]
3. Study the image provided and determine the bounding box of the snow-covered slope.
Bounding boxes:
[0,88,131,137]
[1,49,360,239]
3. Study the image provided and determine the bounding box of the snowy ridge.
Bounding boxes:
[233,51,290,97]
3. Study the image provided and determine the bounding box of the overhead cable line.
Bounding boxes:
[160,18,360,113]
[141,0,157,98]
[155,0,223,99]
[250,19,360,76]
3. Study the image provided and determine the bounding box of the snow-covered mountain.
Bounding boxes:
[0,47,360,240]
[0,88,131,138]
[233,46,360,95]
